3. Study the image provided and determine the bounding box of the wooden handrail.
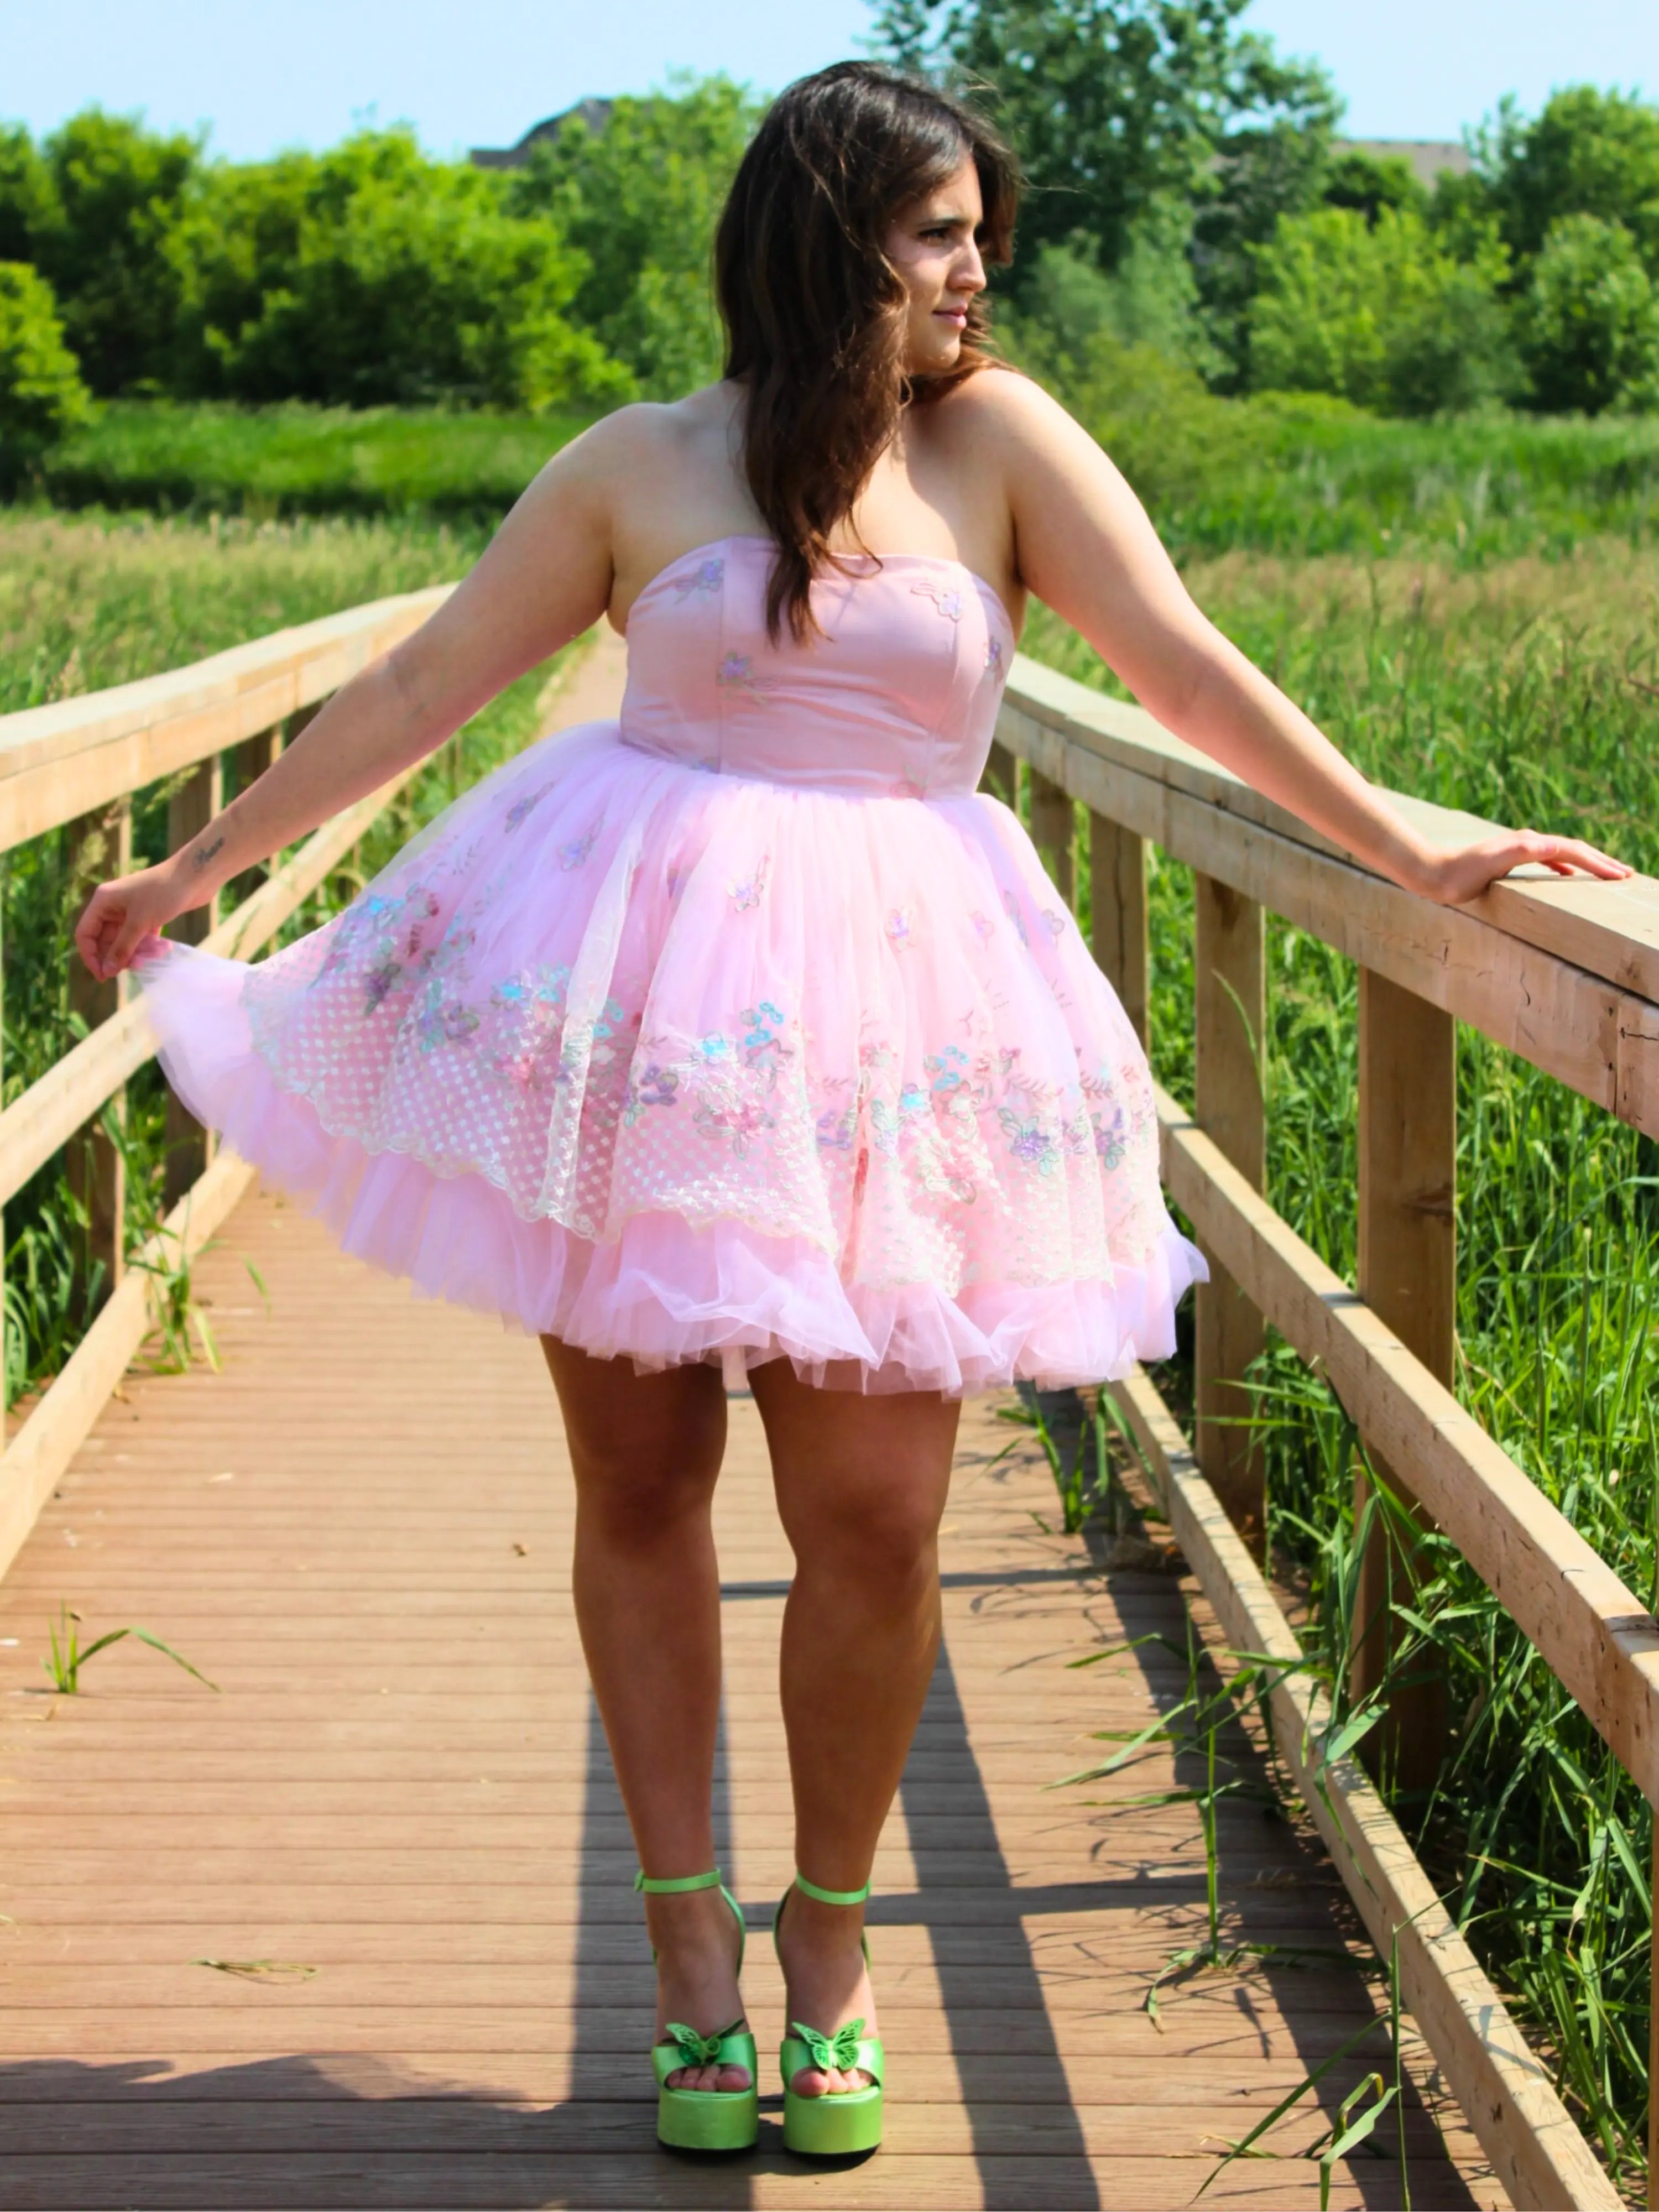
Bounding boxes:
[0,587,452,852]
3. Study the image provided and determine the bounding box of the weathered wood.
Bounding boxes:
[1155,1079,1659,1807]
[1193,872,1266,1547]
[63,799,133,1312]
[980,737,1016,807]
[1000,651,1659,1009]
[1352,968,1456,1791]
[163,755,225,1205]
[0,1190,1495,2210]
[1088,810,1149,1045]
[997,685,1659,1145]
[0,589,452,853]
[1027,764,1074,905]
[1111,1364,1620,2212]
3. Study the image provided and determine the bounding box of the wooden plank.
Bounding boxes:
[1154,1079,1659,1806]
[1001,652,1659,1008]
[996,687,1659,1145]
[1353,968,1455,1787]
[0,1188,1497,2210]
[0,590,452,852]
[1088,810,1149,1046]
[64,797,132,1311]
[1110,1364,1618,2212]
[1194,872,1266,1547]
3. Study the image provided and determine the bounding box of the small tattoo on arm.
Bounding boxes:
[193,836,225,872]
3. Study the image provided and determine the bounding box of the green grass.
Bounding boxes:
[24,400,597,524]
[0,507,579,1405]
[1027,536,1659,2189]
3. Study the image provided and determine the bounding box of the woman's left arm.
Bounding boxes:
[985,371,1629,905]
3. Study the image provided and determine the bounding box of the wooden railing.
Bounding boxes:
[991,655,1659,2212]
[0,588,452,1574]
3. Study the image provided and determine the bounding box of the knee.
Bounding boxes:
[790,1471,943,1592]
[573,1441,719,1550]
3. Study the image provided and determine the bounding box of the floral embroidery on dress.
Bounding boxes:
[1000,887,1029,946]
[816,1104,856,1151]
[729,854,769,912]
[623,1063,680,1124]
[716,651,773,695]
[672,556,725,601]
[885,909,912,947]
[970,910,995,942]
[910,578,963,622]
[984,636,1005,677]
[1041,909,1067,941]
[998,1107,1060,1175]
[559,823,603,870]
[504,784,551,833]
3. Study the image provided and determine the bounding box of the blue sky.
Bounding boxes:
[1,0,1651,160]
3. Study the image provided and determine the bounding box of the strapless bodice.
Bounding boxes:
[618,534,1015,797]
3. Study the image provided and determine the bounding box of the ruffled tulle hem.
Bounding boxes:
[135,935,1203,1397]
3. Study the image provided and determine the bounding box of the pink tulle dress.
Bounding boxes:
[135,533,1204,1394]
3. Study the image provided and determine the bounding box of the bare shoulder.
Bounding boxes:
[931,361,1085,465]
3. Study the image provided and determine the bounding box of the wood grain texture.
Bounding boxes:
[0,1186,1500,2209]
[1194,872,1266,1547]
[1109,1366,1619,2212]
[1352,968,1456,1786]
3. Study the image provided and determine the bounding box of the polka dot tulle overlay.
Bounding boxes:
[135,540,1203,1393]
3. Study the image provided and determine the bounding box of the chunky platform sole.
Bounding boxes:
[657,2082,760,2152]
[782,2081,884,2156]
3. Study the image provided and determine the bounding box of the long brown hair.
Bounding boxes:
[713,62,1020,644]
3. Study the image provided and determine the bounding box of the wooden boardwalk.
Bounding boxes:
[0,1189,1504,2209]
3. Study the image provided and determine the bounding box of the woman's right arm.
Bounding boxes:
[74,414,634,982]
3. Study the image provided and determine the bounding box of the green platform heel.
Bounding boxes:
[636,1867,759,2153]
[774,1872,885,2158]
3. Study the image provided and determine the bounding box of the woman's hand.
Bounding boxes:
[74,859,199,983]
[1412,828,1632,907]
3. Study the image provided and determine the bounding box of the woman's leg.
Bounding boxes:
[749,1361,961,2096]
[540,1338,750,2094]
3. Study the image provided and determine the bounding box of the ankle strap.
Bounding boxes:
[635,1867,723,1895]
[795,1871,872,1907]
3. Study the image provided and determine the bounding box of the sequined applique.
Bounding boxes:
[672,556,725,601]
[910,578,963,622]
[716,651,773,695]
[729,855,769,912]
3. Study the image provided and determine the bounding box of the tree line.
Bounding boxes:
[1,1,1656,473]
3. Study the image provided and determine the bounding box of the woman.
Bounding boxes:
[76,62,1626,2160]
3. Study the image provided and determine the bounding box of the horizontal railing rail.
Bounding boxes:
[992,650,1659,2211]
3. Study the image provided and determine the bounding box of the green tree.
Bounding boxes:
[1248,203,1516,415]
[0,125,59,266]
[505,76,759,399]
[871,0,1338,283]
[1487,86,1659,278]
[1517,213,1659,415]
[30,110,201,393]
[0,262,91,484]
[174,131,629,411]
[1322,149,1427,226]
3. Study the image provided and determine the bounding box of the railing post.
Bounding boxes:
[1194,873,1266,1549]
[1089,814,1149,1047]
[65,799,133,1313]
[982,739,1018,809]
[163,756,223,1206]
[1027,768,1073,905]
[1353,967,1455,1792]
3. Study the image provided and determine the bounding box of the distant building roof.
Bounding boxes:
[1333,138,1472,185]
[471,97,613,170]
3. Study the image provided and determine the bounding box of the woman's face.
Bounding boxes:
[883,154,988,376]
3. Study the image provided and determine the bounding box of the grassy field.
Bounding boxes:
[0,507,578,1400]
[1031,536,1659,2187]
[28,401,594,525]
